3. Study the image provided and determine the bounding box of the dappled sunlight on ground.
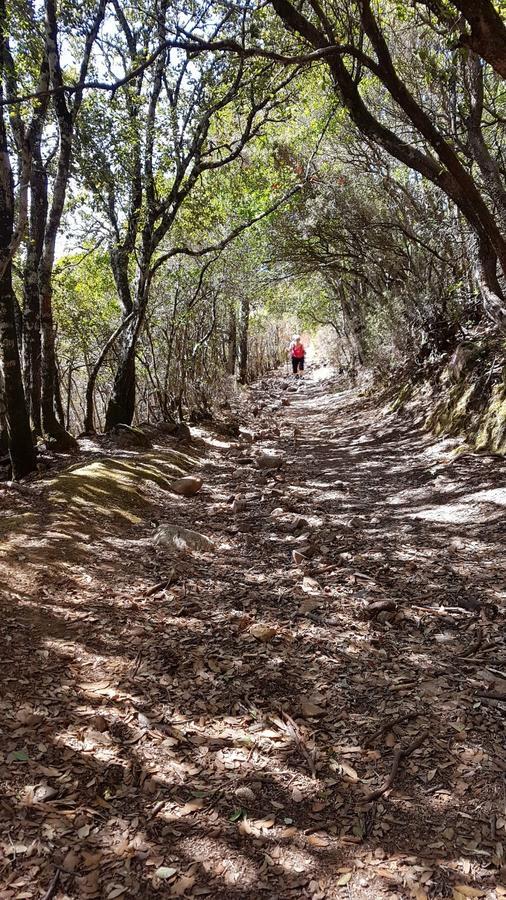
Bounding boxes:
[0,367,504,898]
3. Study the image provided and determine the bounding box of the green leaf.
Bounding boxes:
[229,807,245,822]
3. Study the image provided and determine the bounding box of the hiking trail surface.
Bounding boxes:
[1,367,505,900]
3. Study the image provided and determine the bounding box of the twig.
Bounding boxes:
[411,605,474,617]
[363,729,429,802]
[42,869,61,900]
[278,712,317,779]
[145,573,175,596]
[131,650,143,678]
[366,711,421,747]
[460,629,483,658]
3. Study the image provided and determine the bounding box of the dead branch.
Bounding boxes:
[42,870,61,900]
[363,729,429,802]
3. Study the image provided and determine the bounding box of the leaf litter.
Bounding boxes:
[0,368,505,898]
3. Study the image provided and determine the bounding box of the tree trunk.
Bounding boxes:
[84,312,134,432]
[0,259,37,478]
[39,269,77,449]
[0,38,37,478]
[22,144,47,435]
[227,309,237,374]
[104,318,138,429]
[451,0,506,79]
[238,295,250,384]
[476,240,506,330]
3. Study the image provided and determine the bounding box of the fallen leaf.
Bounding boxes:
[300,698,325,717]
[107,887,127,899]
[171,873,196,896]
[179,798,205,815]
[62,850,80,872]
[307,834,329,847]
[155,867,178,880]
[336,872,352,886]
[249,623,277,641]
[253,817,275,829]
[7,749,29,762]
[229,808,245,822]
[339,761,359,781]
[453,887,484,898]
[299,597,322,614]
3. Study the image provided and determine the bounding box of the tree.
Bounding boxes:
[267,0,506,330]
[0,0,37,477]
[74,0,301,427]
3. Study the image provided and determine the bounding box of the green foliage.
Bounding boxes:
[53,251,120,360]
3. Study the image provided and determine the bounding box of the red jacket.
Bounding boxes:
[291,342,305,358]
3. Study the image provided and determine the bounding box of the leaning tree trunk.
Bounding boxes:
[84,312,134,432]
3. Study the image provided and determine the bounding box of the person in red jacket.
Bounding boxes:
[288,335,305,377]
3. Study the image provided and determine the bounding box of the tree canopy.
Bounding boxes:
[0,0,504,476]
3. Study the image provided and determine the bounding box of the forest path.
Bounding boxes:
[1,368,505,900]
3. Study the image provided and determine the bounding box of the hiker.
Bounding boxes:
[288,335,305,377]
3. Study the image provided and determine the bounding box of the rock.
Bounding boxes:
[254,450,285,470]
[232,498,248,513]
[214,419,240,438]
[173,422,192,442]
[170,476,203,497]
[154,524,214,553]
[89,714,109,732]
[301,576,320,594]
[110,424,152,449]
[33,783,58,802]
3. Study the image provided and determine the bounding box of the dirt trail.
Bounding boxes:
[1,369,505,900]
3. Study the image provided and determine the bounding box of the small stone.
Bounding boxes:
[153,525,214,553]
[254,450,285,470]
[89,714,109,732]
[33,783,58,802]
[235,786,256,803]
[170,476,203,497]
